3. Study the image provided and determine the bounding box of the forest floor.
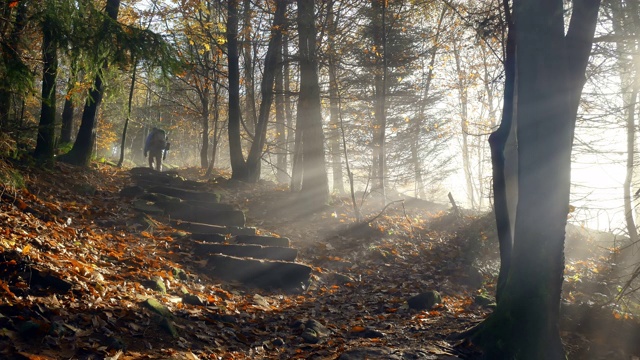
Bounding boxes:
[0,160,639,359]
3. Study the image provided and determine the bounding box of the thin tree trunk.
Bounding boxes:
[243,0,257,133]
[288,27,301,192]
[206,82,221,177]
[624,88,639,243]
[453,42,475,209]
[327,0,344,194]
[413,6,446,199]
[371,0,387,198]
[488,0,516,303]
[200,86,210,169]
[275,26,287,184]
[117,58,137,168]
[611,0,640,244]
[245,0,287,182]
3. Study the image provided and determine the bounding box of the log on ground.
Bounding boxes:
[205,254,311,289]
[236,235,290,248]
[194,243,297,261]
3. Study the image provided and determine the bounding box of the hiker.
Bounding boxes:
[144,127,170,171]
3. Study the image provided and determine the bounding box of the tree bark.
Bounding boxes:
[275,31,288,184]
[118,58,137,168]
[453,41,475,209]
[297,0,329,205]
[0,1,27,130]
[62,0,121,167]
[242,0,257,133]
[610,0,640,244]
[473,0,600,358]
[327,0,344,194]
[60,73,76,144]
[488,0,516,304]
[34,14,58,164]
[371,0,387,198]
[245,0,287,182]
[199,86,210,169]
[284,34,297,189]
[227,0,248,179]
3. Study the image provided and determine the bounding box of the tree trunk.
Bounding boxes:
[242,0,257,133]
[118,58,137,168]
[0,0,27,131]
[60,73,76,144]
[371,0,387,198]
[62,0,121,167]
[625,87,639,244]
[610,0,640,244]
[297,0,329,204]
[488,0,516,303]
[206,82,222,177]
[327,0,344,194]
[245,0,287,182]
[473,0,600,358]
[34,15,58,164]
[227,0,248,179]
[200,86,210,169]
[453,41,475,209]
[413,6,446,199]
[284,34,297,190]
[275,31,287,184]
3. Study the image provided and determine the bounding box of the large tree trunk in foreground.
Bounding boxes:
[473,0,600,358]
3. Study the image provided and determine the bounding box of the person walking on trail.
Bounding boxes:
[144,127,170,171]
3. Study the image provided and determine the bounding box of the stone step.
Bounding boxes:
[235,235,290,248]
[171,221,257,236]
[204,254,311,290]
[194,243,297,262]
[147,186,221,204]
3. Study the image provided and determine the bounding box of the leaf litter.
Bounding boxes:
[0,163,636,359]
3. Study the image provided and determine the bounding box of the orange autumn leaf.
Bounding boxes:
[351,326,365,333]
[16,200,27,211]
[22,244,31,254]
[140,231,153,238]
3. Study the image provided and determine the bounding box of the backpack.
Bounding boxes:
[149,129,167,150]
